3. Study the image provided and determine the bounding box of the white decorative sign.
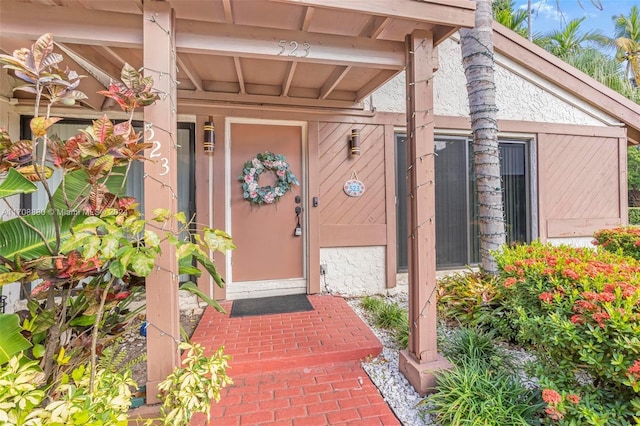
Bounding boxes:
[344,171,365,197]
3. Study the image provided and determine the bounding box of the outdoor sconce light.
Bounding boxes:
[203,116,215,153]
[350,129,360,156]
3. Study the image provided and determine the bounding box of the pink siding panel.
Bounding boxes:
[538,133,623,238]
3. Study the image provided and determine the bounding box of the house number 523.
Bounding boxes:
[277,40,310,58]
[145,127,170,177]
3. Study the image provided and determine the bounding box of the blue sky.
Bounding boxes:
[513,0,639,37]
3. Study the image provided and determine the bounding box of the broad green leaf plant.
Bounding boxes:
[0,33,234,423]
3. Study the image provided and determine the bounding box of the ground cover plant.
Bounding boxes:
[426,328,543,426]
[437,269,514,339]
[361,296,409,348]
[496,241,640,424]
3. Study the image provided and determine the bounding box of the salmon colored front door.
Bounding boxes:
[227,121,305,299]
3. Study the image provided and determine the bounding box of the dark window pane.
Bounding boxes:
[501,143,528,243]
[435,139,469,268]
[395,135,408,271]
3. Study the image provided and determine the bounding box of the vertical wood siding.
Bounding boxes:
[538,133,623,238]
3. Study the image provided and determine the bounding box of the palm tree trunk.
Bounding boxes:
[460,0,506,274]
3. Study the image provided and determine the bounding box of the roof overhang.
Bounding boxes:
[0,0,475,113]
[492,22,640,145]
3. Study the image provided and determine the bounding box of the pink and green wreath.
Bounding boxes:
[239,151,299,205]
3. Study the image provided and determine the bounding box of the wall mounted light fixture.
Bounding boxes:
[203,116,215,153]
[350,129,360,156]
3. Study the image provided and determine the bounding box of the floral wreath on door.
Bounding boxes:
[239,151,299,205]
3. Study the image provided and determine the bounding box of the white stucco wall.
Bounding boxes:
[369,37,617,127]
[320,246,387,297]
[547,237,595,248]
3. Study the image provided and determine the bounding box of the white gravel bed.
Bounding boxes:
[346,297,434,426]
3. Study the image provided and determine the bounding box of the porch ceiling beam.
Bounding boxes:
[300,6,314,31]
[1,4,405,69]
[175,21,405,69]
[270,0,476,28]
[360,16,392,39]
[178,88,361,110]
[221,0,234,23]
[281,61,297,96]
[99,46,143,70]
[319,66,351,100]
[0,37,105,111]
[432,25,459,46]
[1,3,143,48]
[99,47,127,68]
[55,43,118,87]
[233,57,246,94]
[355,69,398,102]
[176,54,203,91]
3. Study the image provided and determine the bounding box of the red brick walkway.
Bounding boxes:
[189,294,400,425]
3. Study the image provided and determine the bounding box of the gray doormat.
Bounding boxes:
[230,294,314,318]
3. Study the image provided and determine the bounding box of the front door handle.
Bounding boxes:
[294,206,302,236]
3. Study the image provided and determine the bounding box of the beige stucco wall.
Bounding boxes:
[369,38,616,127]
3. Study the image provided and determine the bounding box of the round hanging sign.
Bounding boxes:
[344,171,365,197]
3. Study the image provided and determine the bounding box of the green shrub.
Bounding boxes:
[425,360,543,425]
[529,357,639,425]
[0,352,136,425]
[0,353,46,425]
[496,242,640,424]
[629,208,640,225]
[593,226,640,259]
[437,270,514,339]
[158,343,232,426]
[360,296,409,348]
[440,327,515,374]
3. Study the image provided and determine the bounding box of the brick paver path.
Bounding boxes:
[189,294,401,425]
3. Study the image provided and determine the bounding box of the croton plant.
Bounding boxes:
[0,33,233,400]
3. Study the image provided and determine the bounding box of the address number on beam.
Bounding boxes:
[277,40,310,58]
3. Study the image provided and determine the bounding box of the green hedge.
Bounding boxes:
[630,207,640,225]
[496,242,640,424]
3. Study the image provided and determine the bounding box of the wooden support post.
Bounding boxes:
[143,1,180,404]
[398,30,451,396]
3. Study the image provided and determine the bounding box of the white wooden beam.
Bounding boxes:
[270,0,476,28]
[175,21,405,69]
[281,61,297,96]
[233,57,246,94]
[319,66,351,100]
[176,54,203,91]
